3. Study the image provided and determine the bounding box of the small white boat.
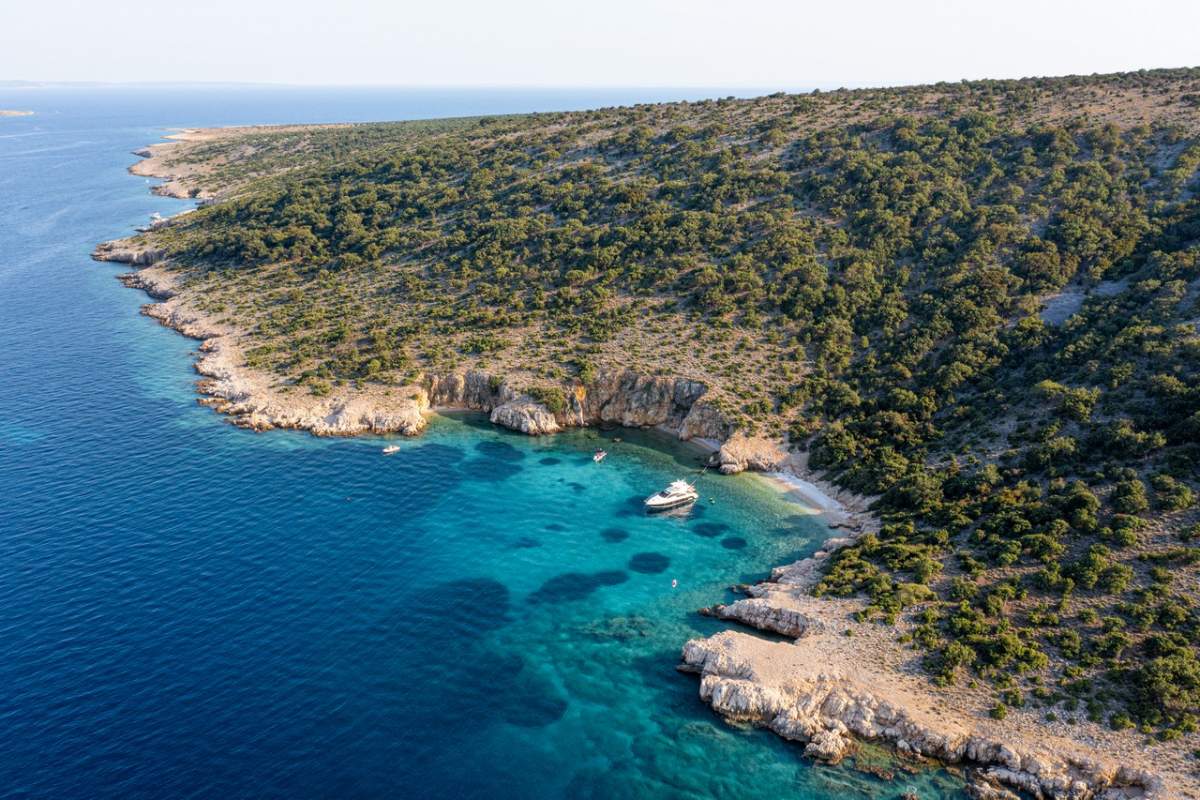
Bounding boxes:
[382,445,400,455]
[645,479,699,512]
[593,449,608,463]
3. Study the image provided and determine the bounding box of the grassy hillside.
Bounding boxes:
[129,68,1200,735]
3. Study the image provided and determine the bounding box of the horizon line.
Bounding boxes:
[2,65,1197,95]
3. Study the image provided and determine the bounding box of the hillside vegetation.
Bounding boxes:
[127,69,1200,735]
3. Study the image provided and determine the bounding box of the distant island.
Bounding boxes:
[96,68,1200,798]
[0,110,34,117]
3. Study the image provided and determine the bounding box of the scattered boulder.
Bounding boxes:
[490,399,561,435]
[717,435,786,474]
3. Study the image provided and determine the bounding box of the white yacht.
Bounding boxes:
[382,445,401,455]
[645,479,699,512]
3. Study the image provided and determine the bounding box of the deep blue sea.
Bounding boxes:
[0,87,965,799]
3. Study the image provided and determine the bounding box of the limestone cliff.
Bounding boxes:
[94,248,764,452]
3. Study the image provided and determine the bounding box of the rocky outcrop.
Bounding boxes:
[191,337,431,436]
[701,598,821,638]
[425,368,733,444]
[686,518,1178,797]
[680,631,1166,799]
[573,371,709,432]
[117,267,176,300]
[716,434,787,474]
[677,398,731,441]
[92,241,165,266]
[426,370,505,410]
[489,399,561,435]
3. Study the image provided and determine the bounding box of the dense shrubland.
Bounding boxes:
[134,69,1200,733]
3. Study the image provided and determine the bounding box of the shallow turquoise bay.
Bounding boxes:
[0,88,966,798]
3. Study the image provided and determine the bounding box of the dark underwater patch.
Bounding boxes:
[511,536,541,549]
[720,536,748,550]
[461,458,523,482]
[406,442,468,467]
[529,570,629,604]
[545,522,567,532]
[475,440,524,461]
[538,457,562,466]
[692,522,728,538]
[497,664,569,727]
[600,527,629,543]
[567,481,586,493]
[405,577,511,640]
[614,495,647,517]
[628,552,670,574]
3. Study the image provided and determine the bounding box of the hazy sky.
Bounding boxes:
[4,0,1198,88]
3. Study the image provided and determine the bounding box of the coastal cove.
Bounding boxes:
[0,88,970,799]
[87,76,1200,792]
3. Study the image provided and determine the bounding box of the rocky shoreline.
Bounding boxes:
[95,240,1186,799]
[683,534,1179,799]
[97,138,1188,799]
[680,630,1165,799]
[94,240,789,475]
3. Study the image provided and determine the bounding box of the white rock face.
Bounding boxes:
[704,598,819,638]
[680,631,1168,799]
[424,368,734,443]
[117,268,177,300]
[489,399,561,435]
[92,241,165,266]
[717,434,786,474]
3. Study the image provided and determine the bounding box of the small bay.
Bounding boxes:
[0,87,965,798]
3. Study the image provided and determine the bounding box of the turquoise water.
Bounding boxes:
[0,88,965,798]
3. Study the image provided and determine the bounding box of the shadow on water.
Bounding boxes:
[692,521,729,538]
[592,426,712,472]
[391,578,568,735]
[474,439,525,462]
[450,435,528,483]
[614,495,647,518]
[460,458,523,482]
[528,570,629,604]
[510,536,541,549]
[628,552,671,574]
[404,441,469,468]
[600,527,629,543]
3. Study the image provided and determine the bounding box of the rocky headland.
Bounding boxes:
[94,234,1192,798]
[96,112,1200,798]
[683,534,1189,799]
[100,236,1197,797]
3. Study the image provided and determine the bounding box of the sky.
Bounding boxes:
[3,0,1199,89]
